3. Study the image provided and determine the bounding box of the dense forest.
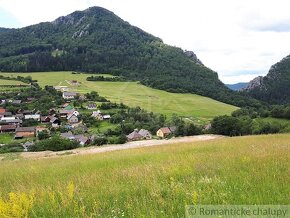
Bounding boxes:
[243,55,290,104]
[0,7,260,107]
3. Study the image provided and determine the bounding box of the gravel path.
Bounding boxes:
[21,134,224,159]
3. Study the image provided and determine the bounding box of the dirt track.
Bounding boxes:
[21,134,224,159]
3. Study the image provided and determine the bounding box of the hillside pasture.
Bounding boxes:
[0,72,238,120]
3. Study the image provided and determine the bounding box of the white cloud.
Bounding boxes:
[1,0,290,83]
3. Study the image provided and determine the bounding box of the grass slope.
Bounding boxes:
[0,72,238,120]
[0,134,289,217]
[0,79,27,86]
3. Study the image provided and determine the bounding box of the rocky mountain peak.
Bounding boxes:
[51,6,111,26]
[243,76,264,91]
[184,50,203,66]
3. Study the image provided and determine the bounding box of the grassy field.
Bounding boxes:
[0,79,27,86]
[0,134,289,217]
[0,72,238,120]
[0,134,14,144]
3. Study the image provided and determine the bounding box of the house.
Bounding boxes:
[22,141,34,152]
[15,114,24,120]
[74,134,90,146]
[0,111,12,118]
[62,92,77,100]
[60,132,90,146]
[26,97,35,103]
[0,108,6,114]
[17,109,33,115]
[103,115,111,120]
[4,112,12,117]
[1,119,22,126]
[156,127,176,138]
[15,127,36,139]
[127,130,143,141]
[54,86,69,92]
[60,132,75,140]
[50,116,60,127]
[67,113,78,124]
[59,109,74,118]
[1,116,16,122]
[61,103,70,108]
[49,108,57,115]
[12,100,22,105]
[24,114,41,121]
[86,103,97,110]
[0,124,17,133]
[41,116,51,123]
[70,80,80,86]
[92,110,103,120]
[138,129,152,139]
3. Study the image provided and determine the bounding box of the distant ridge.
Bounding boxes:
[226,82,248,91]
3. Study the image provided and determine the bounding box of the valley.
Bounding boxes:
[0,4,289,217]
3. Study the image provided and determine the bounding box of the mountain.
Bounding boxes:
[0,6,259,107]
[0,28,10,33]
[226,82,248,91]
[243,56,290,104]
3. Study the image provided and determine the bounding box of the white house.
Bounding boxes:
[92,110,103,120]
[54,86,69,92]
[1,117,16,121]
[103,115,111,120]
[67,113,79,124]
[62,92,78,100]
[24,114,41,121]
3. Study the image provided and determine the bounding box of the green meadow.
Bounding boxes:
[0,79,27,86]
[0,72,238,120]
[0,134,289,217]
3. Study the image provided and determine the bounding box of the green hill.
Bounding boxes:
[0,72,238,121]
[243,55,290,104]
[0,7,259,107]
[0,134,289,216]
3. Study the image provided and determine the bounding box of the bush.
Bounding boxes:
[0,142,23,153]
[93,137,108,146]
[31,136,79,151]
[211,115,242,136]
[38,130,50,140]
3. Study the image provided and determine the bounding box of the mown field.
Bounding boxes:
[0,79,27,86]
[0,134,289,217]
[0,72,238,120]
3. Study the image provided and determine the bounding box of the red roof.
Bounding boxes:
[0,108,6,114]
[0,125,17,131]
[159,127,172,134]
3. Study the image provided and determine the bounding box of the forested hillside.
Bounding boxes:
[0,7,260,107]
[243,55,290,104]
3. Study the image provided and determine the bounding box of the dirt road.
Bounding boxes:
[21,134,224,159]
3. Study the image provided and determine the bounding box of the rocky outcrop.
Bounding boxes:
[184,50,203,66]
[243,76,264,91]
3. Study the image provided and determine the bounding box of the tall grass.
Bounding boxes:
[0,134,289,217]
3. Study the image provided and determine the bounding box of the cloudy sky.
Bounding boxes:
[1,0,290,84]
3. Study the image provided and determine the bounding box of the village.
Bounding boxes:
[0,81,181,152]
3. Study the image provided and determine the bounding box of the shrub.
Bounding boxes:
[31,136,79,151]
